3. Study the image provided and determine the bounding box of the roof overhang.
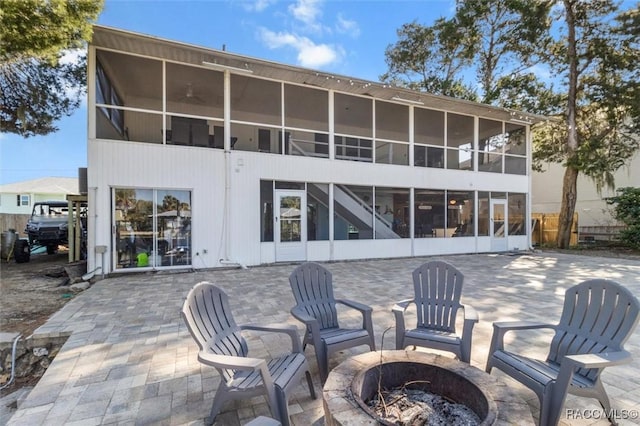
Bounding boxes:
[91,25,548,125]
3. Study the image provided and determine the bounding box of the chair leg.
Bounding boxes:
[317,345,329,384]
[305,371,316,399]
[207,389,227,425]
[593,380,617,426]
[275,386,290,426]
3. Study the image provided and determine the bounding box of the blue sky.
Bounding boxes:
[1,0,459,185]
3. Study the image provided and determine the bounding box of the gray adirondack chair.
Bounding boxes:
[393,260,478,362]
[181,282,316,426]
[289,262,376,384]
[486,279,640,426]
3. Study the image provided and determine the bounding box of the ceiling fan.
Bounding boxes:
[176,83,205,104]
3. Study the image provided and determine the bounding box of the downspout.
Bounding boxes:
[221,69,247,270]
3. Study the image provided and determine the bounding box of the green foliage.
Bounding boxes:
[381,20,477,100]
[606,187,640,249]
[383,0,639,248]
[0,0,103,137]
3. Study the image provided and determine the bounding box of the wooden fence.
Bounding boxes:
[531,213,578,247]
[0,214,29,237]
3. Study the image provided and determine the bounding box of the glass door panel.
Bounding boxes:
[275,190,306,262]
[114,188,192,269]
[490,200,507,252]
[156,190,192,267]
[114,188,153,269]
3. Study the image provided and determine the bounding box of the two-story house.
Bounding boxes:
[87,25,545,274]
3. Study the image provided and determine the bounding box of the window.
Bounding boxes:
[446,113,474,170]
[448,191,475,237]
[504,124,527,175]
[334,185,373,240]
[17,194,30,206]
[334,136,372,162]
[96,59,124,135]
[508,193,526,235]
[307,183,329,241]
[114,188,191,269]
[375,187,410,239]
[478,119,504,173]
[414,189,445,237]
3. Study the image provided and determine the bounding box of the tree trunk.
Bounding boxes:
[557,165,578,248]
[557,0,580,249]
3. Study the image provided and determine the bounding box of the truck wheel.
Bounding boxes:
[47,244,57,255]
[14,240,30,263]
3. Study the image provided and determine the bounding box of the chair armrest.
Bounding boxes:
[493,321,555,331]
[336,298,372,314]
[488,321,556,360]
[291,306,322,350]
[290,306,318,325]
[461,304,479,323]
[198,350,265,371]
[564,350,632,369]
[336,299,374,342]
[241,323,303,353]
[392,299,414,350]
[551,349,634,421]
[392,299,414,315]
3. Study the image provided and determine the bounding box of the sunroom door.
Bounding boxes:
[274,190,306,262]
[490,199,508,252]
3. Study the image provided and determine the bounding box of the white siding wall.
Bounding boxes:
[532,152,640,227]
[88,140,530,273]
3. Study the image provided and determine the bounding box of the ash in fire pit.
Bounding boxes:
[354,359,490,425]
[322,351,535,426]
[368,387,480,425]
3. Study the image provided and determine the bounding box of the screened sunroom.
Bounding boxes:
[86,25,545,274]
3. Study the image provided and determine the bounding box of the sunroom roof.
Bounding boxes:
[92,25,547,125]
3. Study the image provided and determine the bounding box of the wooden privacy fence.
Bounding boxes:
[531,213,578,247]
[0,214,29,236]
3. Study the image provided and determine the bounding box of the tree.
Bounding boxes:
[381,19,477,100]
[383,0,640,248]
[0,0,103,137]
[541,0,640,247]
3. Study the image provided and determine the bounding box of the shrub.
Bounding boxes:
[606,187,640,249]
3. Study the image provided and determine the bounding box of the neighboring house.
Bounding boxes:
[0,177,79,215]
[87,25,545,275]
[532,152,639,228]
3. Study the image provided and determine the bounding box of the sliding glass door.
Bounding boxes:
[114,188,191,269]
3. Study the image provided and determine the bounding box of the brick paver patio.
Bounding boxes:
[7,251,640,425]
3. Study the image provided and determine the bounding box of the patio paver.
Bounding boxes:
[7,252,640,425]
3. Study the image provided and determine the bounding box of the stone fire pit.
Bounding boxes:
[323,350,534,426]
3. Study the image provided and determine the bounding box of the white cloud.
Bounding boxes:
[258,28,340,68]
[289,0,323,32]
[242,0,275,12]
[335,13,360,37]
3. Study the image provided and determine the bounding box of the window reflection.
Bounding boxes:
[334,185,373,240]
[114,188,191,269]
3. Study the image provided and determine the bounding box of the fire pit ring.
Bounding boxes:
[323,350,534,426]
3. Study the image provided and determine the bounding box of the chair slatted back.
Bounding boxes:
[182,281,249,382]
[412,261,464,333]
[548,279,640,381]
[289,262,339,330]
